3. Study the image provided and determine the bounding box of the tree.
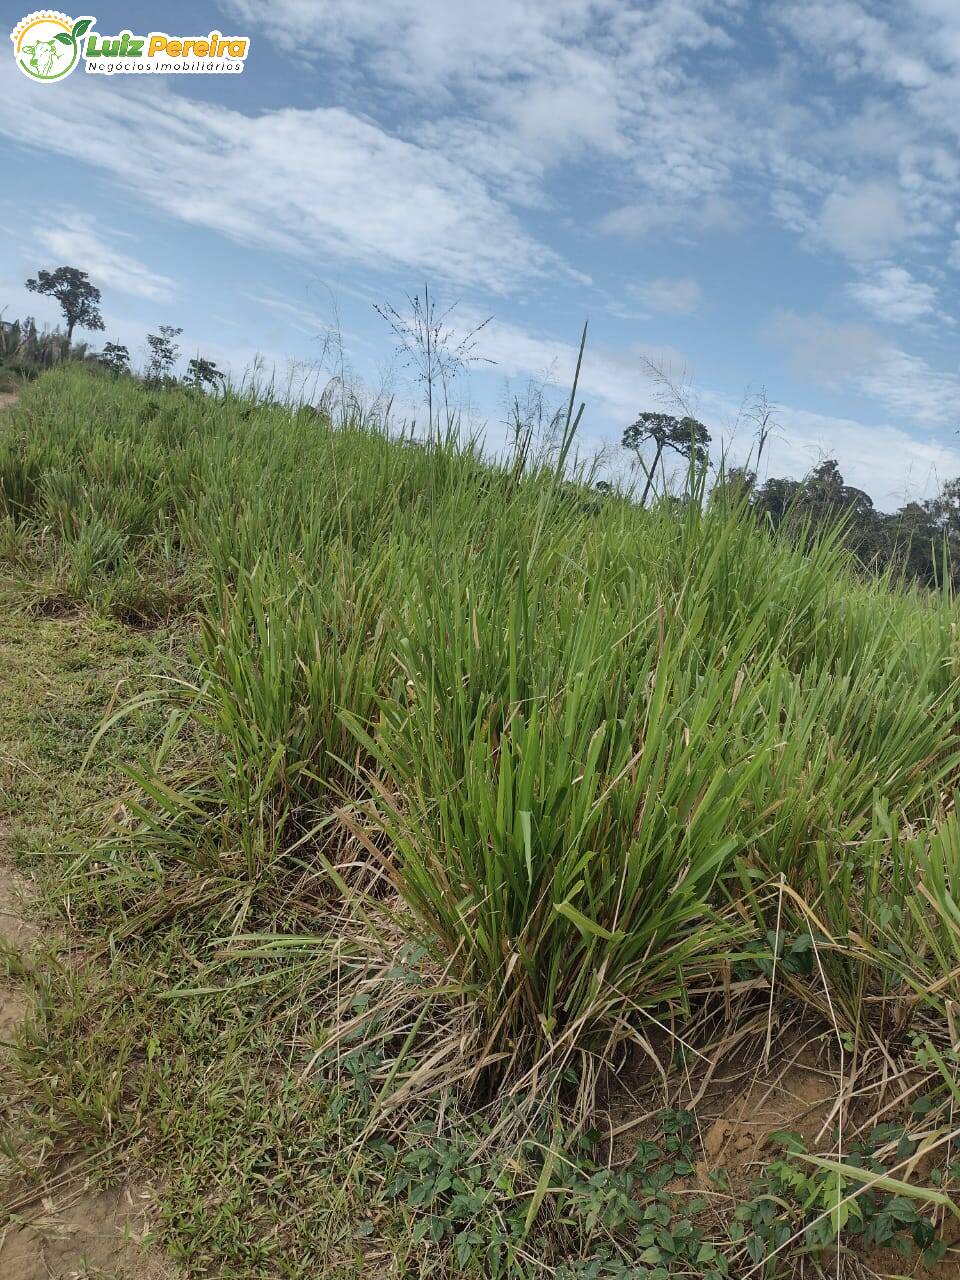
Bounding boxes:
[186,356,224,391]
[752,459,883,562]
[925,478,960,541]
[752,475,801,528]
[25,266,104,346]
[99,341,130,376]
[886,501,945,586]
[145,325,183,384]
[712,465,757,508]
[801,461,884,561]
[621,411,711,505]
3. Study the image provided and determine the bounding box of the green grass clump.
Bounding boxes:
[5,365,960,1062]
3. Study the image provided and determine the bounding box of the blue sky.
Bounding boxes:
[2,0,959,508]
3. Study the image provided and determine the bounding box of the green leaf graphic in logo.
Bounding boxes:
[72,18,93,39]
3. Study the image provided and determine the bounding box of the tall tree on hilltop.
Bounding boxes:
[25,266,104,345]
[622,411,711,505]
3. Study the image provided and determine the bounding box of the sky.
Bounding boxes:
[2,0,959,509]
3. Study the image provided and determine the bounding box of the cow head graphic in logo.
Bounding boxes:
[11,12,93,81]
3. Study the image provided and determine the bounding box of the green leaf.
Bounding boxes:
[553,898,624,941]
[924,1239,948,1265]
[524,1145,557,1234]
[55,32,73,44]
[829,1189,854,1236]
[455,1233,473,1267]
[519,809,533,883]
[72,17,93,38]
[794,1154,960,1218]
[912,1219,936,1249]
[769,1128,806,1153]
[746,1235,766,1263]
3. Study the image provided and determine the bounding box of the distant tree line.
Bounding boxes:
[722,460,960,588]
[622,410,960,589]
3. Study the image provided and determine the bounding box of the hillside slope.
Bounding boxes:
[2,367,960,1277]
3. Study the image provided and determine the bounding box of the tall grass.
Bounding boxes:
[5,363,960,1117]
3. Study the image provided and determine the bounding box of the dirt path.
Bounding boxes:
[0,392,18,411]
[1,1180,174,1280]
[0,643,178,1280]
[0,842,35,1043]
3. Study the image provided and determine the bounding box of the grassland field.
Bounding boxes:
[3,366,960,1278]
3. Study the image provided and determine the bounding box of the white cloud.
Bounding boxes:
[0,63,562,294]
[245,293,329,337]
[463,310,694,429]
[220,0,736,100]
[220,0,960,278]
[35,212,176,302]
[764,5,960,266]
[631,277,702,316]
[853,347,960,428]
[769,310,960,426]
[13,0,955,306]
[506,73,625,164]
[846,264,938,325]
[778,2,932,89]
[224,0,635,170]
[769,311,885,383]
[210,0,960,284]
[599,196,743,239]
[818,182,909,260]
[412,119,548,208]
[776,2,960,183]
[223,0,757,240]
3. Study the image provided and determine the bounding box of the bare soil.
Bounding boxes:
[606,1029,960,1277]
[0,853,35,1039]
[0,1183,175,1280]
